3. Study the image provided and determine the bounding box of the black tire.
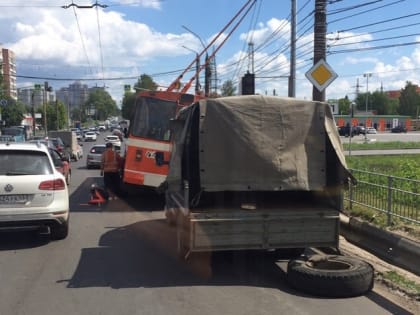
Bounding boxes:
[50,221,69,240]
[287,254,374,298]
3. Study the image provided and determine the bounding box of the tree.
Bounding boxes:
[84,88,118,122]
[46,101,67,130]
[354,93,370,113]
[121,92,136,120]
[220,80,237,96]
[134,74,158,92]
[0,73,5,99]
[369,91,396,115]
[399,81,420,117]
[1,99,27,126]
[337,95,351,115]
[121,74,158,120]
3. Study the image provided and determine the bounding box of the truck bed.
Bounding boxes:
[176,191,340,254]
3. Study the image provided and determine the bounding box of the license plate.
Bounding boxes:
[0,194,29,204]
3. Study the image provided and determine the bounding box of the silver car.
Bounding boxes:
[0,142,70,240]
[86,144,106,169]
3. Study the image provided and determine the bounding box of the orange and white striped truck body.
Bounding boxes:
[122,91,197,190]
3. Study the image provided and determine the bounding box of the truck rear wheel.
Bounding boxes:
[287,254,374,298]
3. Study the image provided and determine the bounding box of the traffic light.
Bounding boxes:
[241,71,255,95]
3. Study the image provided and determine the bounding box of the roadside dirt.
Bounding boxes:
[339,236,420,314]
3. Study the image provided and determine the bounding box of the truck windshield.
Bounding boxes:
[130,96,177,141]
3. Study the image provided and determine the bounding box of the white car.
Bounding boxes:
[366,127,377,134]
[104,135,121,148]
[0,142,70,240]
[84,131,97,141]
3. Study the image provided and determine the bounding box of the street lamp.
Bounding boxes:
[181,25,212,96]
[182,45,201,94]
[363,73,372,113]
[182,25,206,51]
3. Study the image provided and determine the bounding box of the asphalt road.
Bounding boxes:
[0,136,415,315]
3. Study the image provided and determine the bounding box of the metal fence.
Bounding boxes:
[345,169,419,225]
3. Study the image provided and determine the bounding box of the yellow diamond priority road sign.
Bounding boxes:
[305,59,337,92]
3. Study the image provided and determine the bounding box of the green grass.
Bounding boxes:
[381,271,420,295]
[343,147,420,237]
[343,141,420,151]
[346,155,420,180]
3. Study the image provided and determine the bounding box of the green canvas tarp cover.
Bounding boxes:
[166,95,352,194]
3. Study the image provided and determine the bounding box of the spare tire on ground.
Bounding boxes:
[287,254,374,298]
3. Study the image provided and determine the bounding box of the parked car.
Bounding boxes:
[0,142,70,240]
[338,125,357,137]
[86,144,106,169]
[104,135,121,149]
[48,147,71,186]
[354,126,366,135]
[84,131,97,141]
[391,125,407,133]
[366,127,377,134]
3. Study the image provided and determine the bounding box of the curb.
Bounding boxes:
[339,214,420,276]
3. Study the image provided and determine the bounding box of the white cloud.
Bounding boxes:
[112,0,162,9]
[240,18,290,45]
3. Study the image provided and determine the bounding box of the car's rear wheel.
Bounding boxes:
[50,221,69,240]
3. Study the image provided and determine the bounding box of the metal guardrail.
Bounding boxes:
[345,169,419,225]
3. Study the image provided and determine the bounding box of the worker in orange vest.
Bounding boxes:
[100,142,122,200]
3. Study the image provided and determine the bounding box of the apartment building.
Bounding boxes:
[0,47,17,100]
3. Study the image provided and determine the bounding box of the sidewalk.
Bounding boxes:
[340,214,420,276]
[345,149,420,156]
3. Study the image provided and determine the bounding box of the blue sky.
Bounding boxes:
[1,0,419,105]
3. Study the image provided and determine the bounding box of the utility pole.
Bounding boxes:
[312,0,327,101]
[44,81,48,136]
[56,99,59,130]
[363,73,372,113]
[248,42,255,74]
[288,0,296,97]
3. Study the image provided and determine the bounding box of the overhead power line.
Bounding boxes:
[336,11,420,33]
[62,2,108,9]
[328,40,420,54]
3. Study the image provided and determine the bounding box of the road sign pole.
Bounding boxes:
[312,0,327,101]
